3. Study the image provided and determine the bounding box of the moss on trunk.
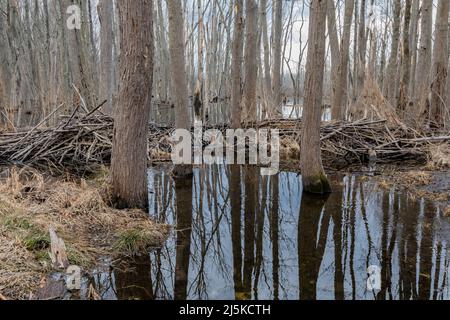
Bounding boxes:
[303,173,332,194]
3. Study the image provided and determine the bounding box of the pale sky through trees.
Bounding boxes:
[66,0,437,77]
[83,0,437,80]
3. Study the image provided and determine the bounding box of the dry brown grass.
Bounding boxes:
[375,169,449,205]
[279,137,300,159]
[444,206,450,217]
[0,226,42,300]
[0,167,169,299]
[427,143,450,170]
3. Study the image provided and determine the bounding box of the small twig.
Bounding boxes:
[82,100,107,120]
[72,84,90,113]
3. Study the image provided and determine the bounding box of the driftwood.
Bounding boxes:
[0,107,448,172]
[49,228,69,270]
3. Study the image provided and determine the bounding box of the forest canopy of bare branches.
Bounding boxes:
[0,0,448,129]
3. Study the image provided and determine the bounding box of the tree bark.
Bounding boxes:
[194,0,204,122]
[408,0,420,96]
[241,0,259,123]
[301,0,331,194]
[260,0,272,119]
[63,0,91,107]
[331,0,355,120]
[271,0,283,117]
[385,0,401,107]
[231,0,244,129]
[167,0,193,177]
[356,0,367,95]
[399,0,412,113]
[327,0,340,114]
[430,0,449,127]
[98,0,114,116]
[110,0,154,209]
[413,0,433,120]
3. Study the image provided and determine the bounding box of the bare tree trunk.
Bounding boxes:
[385,0,401,107]
[447,23,450,129]
[408,0,420,96]
[413,0,433,121]
[241,0,258,123]
[327,0,340,113]
[367,0,377,78]
[231,0,244,129]
[300,0,331,194]
[194,0,204,122]
[98,0,114,115]
[167,0,192,177]
[63,0,90,106]
[430,0,449,127]
[271,0,283,117]
[351,0,359,103]
[399,0,412,113]
[356,0,367,95]
[260,0,271,119]
[378,5,389,89]
[110,0,154,209]
[331,0,355,120]
[87,0,98,83]
[0,2,13,129]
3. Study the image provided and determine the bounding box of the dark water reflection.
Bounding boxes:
[92,165,450,300]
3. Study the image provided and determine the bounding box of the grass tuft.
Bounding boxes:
[0,167,169,299]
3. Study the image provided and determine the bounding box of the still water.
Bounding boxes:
[87,165,450,300]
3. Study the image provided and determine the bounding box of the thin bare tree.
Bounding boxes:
[231,0,245,129]
[241,0,259,123]
[430,0,449,127]
[399,0,412,113]
[167,0,193,177]
[331,0,355,120]
[385,0,401,107]
[413,0,433,121]
[98,0,114,116]
[271,0,283,117]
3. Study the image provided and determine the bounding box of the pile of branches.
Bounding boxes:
[0,109,173,173]
[257,118,450,168]
[0,107,448,173]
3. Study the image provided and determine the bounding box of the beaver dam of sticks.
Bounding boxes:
[0,109,448,173]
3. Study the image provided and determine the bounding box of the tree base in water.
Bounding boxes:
[302,174,332,194]
[111,195,149,211]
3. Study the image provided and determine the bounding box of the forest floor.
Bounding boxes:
[0,167,169,300]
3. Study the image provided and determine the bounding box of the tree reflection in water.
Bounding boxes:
[91,165,450,300]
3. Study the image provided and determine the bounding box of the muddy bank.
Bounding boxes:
[0,167,169,300]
